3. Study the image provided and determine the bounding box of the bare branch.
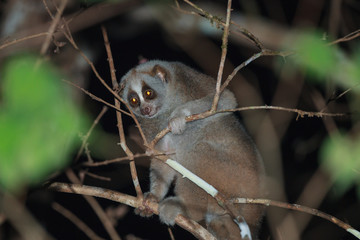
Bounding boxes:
[48,182,216,240]
[48,182,360,240]
[1,192,54,240]
[180,0,276,52]
[39,0,68,56]
[232,198,360,239]
[59,20,126,108]
[218,105,348,119]
[168,228,176,240]
[220,49,293,92]
[0,33,49,51]
[83,152,174,167]
[52,202,106,240]
[75,106,108,163]
[83,172,111,182]
[101,25,143,198]
[163,104,346,130]
[62,79,130,117]
[328,29,360,46]
[64,169,122,240]
[211,0,232,112]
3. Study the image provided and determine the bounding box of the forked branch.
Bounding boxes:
[48,182,360,239]
[48,182,216,240]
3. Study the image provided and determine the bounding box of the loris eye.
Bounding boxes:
[144,89,155,99]
[129,97,139,106]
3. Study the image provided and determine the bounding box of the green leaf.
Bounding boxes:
[0,55,88,193]
[282,30,360,199]
[284,30,360,90]
[321,133,360,197]
[292,32,337,78]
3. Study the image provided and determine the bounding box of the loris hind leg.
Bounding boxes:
[206,204,264,240]
[158,196,186,225]
[135,160,177,218]
[158,177,208,226]
[206,214,243,240]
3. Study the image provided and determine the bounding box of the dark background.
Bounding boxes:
[1,0,360,239]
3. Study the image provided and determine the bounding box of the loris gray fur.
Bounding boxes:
[120,60,265,240]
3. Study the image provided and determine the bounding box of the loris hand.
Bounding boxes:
[169,116,186,134]
[169,108,190,134]
[134,192,158,217]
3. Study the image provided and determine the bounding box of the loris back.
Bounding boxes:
[120,60,265,240]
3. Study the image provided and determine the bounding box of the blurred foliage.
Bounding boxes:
[0,55,88,193]
[321,133,360,198]
[284,31,360,198]
[290,31,360,90]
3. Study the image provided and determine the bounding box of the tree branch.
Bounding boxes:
[101,25,143,197]
[211,0,232,112]
[39,0,68,56]
[328,29,360,46]
[48,182,216,240]
[232,198,360,239]
[75,106,108,163]
[52,202,106,240]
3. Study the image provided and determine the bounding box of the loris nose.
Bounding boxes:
[141,106,152,115]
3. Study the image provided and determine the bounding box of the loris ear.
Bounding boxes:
[119,80,126,96]
[152,65,168,83]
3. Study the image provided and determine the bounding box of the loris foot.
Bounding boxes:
[134,192,158,217]
[158,196,185,226]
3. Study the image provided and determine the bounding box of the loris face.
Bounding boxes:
[120,62,169,118]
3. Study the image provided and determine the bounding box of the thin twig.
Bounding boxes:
[60,21,125,108]
[52,202,106,240]
[0,32,49,51]
[84,144,94,163]
[65,169,122,240]
[40,0,68,56]
[178,0,294,57]
[328,29,360,46]
[168,228,176,240]
[320,84,360,113]
[60,21,146,144]
[232,198,360,239]
[176,1,264,50]
[150,104,347,148]
[75,106,108,163]
[48,182,360,239]
[1,192,54,240]
[101,25,143,198]
[84,171,111,182]
[220,49,292,92]
[48,182,216,240]
[82,152,174,167]
[218,105,348,119]
[42,0,55,19]
[181,0,261,51]
[63,79,129,116]
[211,0,232,112]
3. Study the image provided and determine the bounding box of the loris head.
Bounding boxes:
[120,61,174,118]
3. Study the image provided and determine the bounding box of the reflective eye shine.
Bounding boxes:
[128,91,140,107]
[144,89,153,98]
[143,88,156,100]
[130,97,139,106]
